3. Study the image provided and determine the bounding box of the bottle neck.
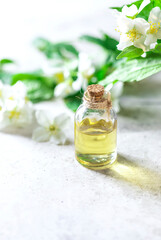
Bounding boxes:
[83,90,112,110]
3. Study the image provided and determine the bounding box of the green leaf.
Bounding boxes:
[102,33,119,51]
[137,2,154,20]
[12,73,55,87]
[99,55,161,85]
[111,0,144,12]
[110,6,122,12]
[150,0,161,8]
[0,59,15,84]
[0,59,14,65]
[0,71,12,84]
[80,34,119,51]
[64,92,83,112]
[12,73,56,103]
[23,79,54,103]
[131,0,147,8]
[117,46,144,59]
[34,38,79,60]
[94,64,111,81]
[152,43,161,54]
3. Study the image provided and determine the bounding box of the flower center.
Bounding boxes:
[148,22,160,34]
[9,110,20,119]
[55,72,64,84]
[25,96,29,103]
[0,90,2,98]
[49,125,56,132]
[8,96,14,100]
[127,28,141,42]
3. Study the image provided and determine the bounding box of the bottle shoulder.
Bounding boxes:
[75,103,117,122]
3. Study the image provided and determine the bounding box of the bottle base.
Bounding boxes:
[75,152,117,170]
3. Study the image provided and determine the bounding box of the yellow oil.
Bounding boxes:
[75,118,117,169]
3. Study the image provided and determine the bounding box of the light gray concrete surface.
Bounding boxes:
[1,0,161,239]
[0,75,161,240]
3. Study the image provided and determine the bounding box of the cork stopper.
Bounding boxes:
[83,84,112,112]
[87,84,104,100]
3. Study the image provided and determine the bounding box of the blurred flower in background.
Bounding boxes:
[0,81,33,129]
[72,53,95,91]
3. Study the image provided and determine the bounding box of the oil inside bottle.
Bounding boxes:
[75,118,117,169]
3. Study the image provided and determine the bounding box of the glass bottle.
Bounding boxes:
[74,84,117,169]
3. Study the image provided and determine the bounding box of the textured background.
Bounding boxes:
[0,0,161,239]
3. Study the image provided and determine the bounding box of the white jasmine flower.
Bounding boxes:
[49,66,75,98]
[72,53,95,91]
[52,68,71,86]
[117,17,150,51]
[32,110,71,144]
[0,81,33,130]
[0,81,6,103]
[0,100,33,129]
[54,79,76,98]
[42,60,71,83]
[53,69,69,84]
[6,81,28,102]
[0,81,28,103]
[145,7,161,46]
[105,82,124,113]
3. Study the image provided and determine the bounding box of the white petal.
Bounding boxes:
[0,100,33,129]
[16,103,33,126]
[117,16,134,34]
[54,81,75,98]
[134,18,150,35]
[4,81,27,102]
[111,82,124,99]
[134,36,148,51]
[50,130,67,145]
[32,126,50,142]
[0,112,10,129]
[54,82,68,98]
[112,99,120,113]
[105,83,113,92]
[13,81,27,96]
[1,84,11,102]
[72,74,83,91]
[82,77,88,91]
[35,110,53,127]
[78,53,93,73]
[122,5,138,17]
[86,66,95,77]
[150,42,157,49]
[73,74,88,91]
[54,113,71,129]
[117,34,132,50]
[149,7,161,24]
[145,34,157,46]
